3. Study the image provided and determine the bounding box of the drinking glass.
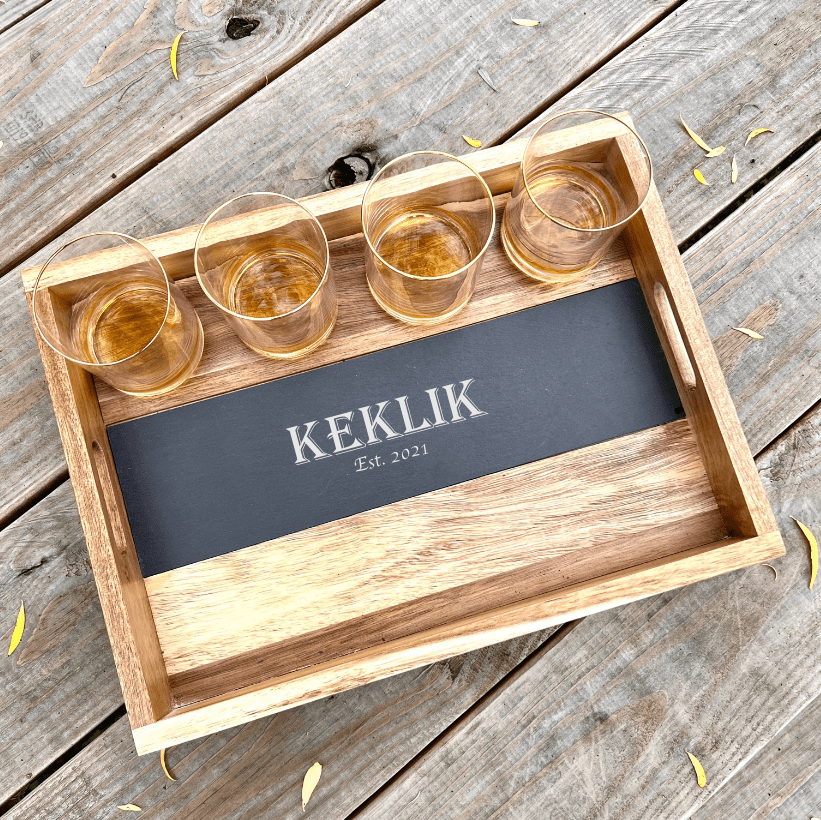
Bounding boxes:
[362,151,495,325]
[502,110,652,283]
[194,192,337,359]
[31,232,204,396]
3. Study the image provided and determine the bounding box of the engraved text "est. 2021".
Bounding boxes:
[286,379,487,465]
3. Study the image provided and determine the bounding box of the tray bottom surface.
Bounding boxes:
[142,418,727,708]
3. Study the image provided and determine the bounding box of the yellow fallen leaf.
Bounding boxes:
[731,154,738,184]
[302,761,322,811]
[7,601,24,656]
[0,140,4,149]
[117,805,142,812]
[680,114,713,152]
[732,326,764,339]
[160,747,176,781]
[763,563,778,579]
[791,516,818,589]
[694,169,709,185]
[686,751,706,788]
[462,135,482,148]
[704,145,726,157]
[511,18,540,26]
[170,32,183,81]
[745,127,773,146]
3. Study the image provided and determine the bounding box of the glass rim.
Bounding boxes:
[193,191,331,323]
[361,150,496,281]
[521,109,654,234]
[31,231,173,368]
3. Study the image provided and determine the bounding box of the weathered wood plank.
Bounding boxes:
[0,481,122,807]
[537,0,821,245]
[3,0,819,526]
[0,0,51,36]
[349,393,821,820]
[1,0,818,801]
[3,628,553,819]
[4,146,818,813]
[0,0,681,277]
[0,0,687,523]
[687,692,821,820]
[0,0,381,276]
[0,273,64,527]
[685,141,821,456]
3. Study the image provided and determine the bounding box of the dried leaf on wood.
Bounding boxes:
[117,805,142,812]
[732,326,764,339]
[511,18,540,26]
[680,114,712,152]
[477,68,498,92]
[0,140,4,149]
[731,154,738,183]
[7,601,24,656]
[463,135,483,148]
[763,563,778,578]
[693,169,709,185]
[745,127,773,146]
[686,751,707,787]
[791,516,818,589]
[160,748,176,781]
[170,32,183,81]
[704,145,726,157]
[302,761,322,811]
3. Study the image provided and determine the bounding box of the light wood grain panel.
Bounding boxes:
[132,531,782,754]
[146,419,722,678]
[94,194,635,425]
[350,401,821,820]
[0,481,122,806]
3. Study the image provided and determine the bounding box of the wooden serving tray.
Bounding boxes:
[21,114,783,754]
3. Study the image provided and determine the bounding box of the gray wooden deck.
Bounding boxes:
[1,1,820,817]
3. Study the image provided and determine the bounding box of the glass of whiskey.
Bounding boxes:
[194,192,336,359]
[31,232,204,396]
[362,151,495,325]
[501,110,653,283]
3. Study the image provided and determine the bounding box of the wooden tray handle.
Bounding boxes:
[653,281,697,390]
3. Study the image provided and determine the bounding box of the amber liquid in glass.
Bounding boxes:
[503,161,620,280]
[222,246,324,318]
[374,207,476,278]
[70,277,168,364]
[528,162,618,229]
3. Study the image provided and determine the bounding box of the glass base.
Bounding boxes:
[114,314,205,397]
[366,279,469,326]
[500,212,594,285]
[242,310,338,359]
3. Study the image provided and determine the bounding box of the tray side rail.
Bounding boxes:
[611,126,781,540]
[25,291,172,727]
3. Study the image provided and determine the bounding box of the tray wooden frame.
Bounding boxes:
[21,114,783,754]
